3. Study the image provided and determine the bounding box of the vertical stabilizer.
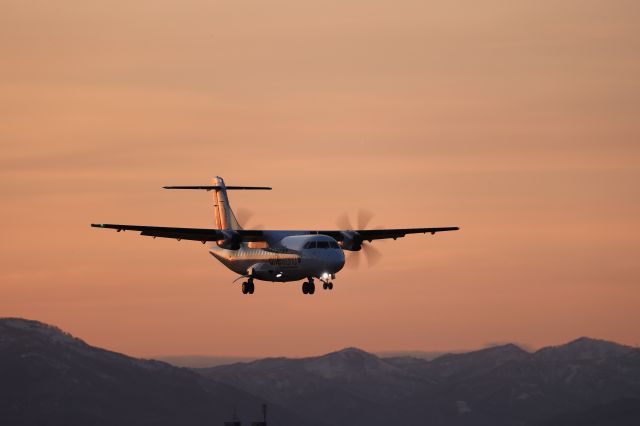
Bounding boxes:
[212,176,242,230]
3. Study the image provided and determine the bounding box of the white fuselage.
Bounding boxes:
[209,234,345,282]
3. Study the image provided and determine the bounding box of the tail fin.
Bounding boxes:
[163,177,271,230]
[211,176,241,230]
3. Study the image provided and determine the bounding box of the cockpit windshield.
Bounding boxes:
[303,240,340,249]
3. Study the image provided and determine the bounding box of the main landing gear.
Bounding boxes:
[302,279,315,295]
[241,278,255,295]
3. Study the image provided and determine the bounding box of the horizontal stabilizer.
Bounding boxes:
[163,186,271,191]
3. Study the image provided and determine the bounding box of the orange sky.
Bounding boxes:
[1,0,639,357]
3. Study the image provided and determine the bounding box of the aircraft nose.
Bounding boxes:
[334,250,346,272]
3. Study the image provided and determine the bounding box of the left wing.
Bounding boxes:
[90,224,264,243]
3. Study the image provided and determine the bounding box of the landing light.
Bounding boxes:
[276,272,283,278]
[321,272,329,279]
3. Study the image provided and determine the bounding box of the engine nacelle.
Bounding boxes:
[217,230,242,250]
[340,231,363,251]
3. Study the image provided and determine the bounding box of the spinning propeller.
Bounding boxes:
[235,207,263,230]
[336,209,382,269]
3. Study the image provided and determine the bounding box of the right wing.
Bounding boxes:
[311,227,459,242]
[350,227,459,241]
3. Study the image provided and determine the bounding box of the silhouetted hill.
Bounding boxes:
[424,343,532,381]
[200,340,640,426]
[156,355,258,368]
[377,350,452,360]
[534,337,634,362]
[0,318,311,426]
[202,347,431,426]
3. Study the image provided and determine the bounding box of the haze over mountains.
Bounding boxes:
[2,317,640,426]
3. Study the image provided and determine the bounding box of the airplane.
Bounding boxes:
[91,177,459,295]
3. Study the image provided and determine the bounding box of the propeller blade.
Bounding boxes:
[337,210,381,269]
[336,212,353,230]
[235,207,253,226]
[346,250,360,269]
[357,209,374,229]
[337,210,373,230]
[235,208,263,229]
[362,243,382,268]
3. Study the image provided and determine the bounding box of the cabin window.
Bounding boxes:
[330,241,339,249]
[317,241,330,249]
[304,241,317,249]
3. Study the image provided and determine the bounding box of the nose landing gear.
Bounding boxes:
[320,274,334,291]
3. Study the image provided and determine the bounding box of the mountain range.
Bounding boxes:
[155,350,454,369]
[2,317,639,425]
[0,318,310,426]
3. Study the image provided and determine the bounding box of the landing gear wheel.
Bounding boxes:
[302,280,315,295]
[242,280,255,295]
[323,282,328,290]
[329,282,333,290]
